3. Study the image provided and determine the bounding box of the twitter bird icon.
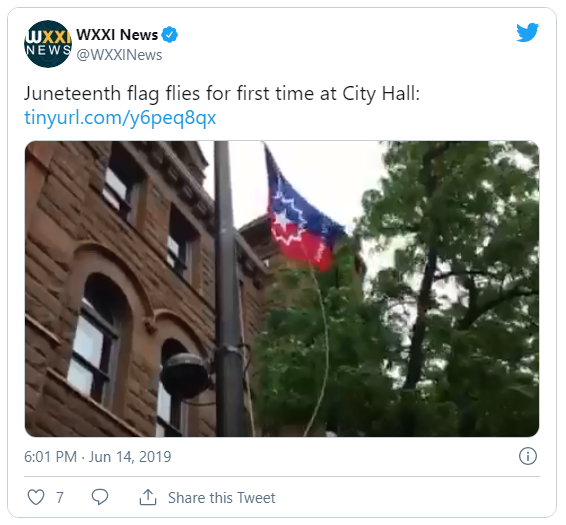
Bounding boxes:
[517,23,539,42]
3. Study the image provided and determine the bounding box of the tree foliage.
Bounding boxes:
[253,141,539,437]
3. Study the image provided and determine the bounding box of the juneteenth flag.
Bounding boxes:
[265,144,345,272]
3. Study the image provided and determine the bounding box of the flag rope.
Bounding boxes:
[302,256,331,438]
[238,282,257,437]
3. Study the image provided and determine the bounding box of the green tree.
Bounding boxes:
[254,141,539,437]
[253,242,399,436]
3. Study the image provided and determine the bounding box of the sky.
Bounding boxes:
[198,141,391,277]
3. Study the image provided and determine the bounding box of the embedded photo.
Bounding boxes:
[25,140,539,438]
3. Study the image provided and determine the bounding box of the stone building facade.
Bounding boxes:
[25,141,268,438]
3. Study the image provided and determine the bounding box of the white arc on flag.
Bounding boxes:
[271,176,307,246]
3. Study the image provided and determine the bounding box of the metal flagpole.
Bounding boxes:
[214,141,245,437]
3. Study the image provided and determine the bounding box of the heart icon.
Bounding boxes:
[28,489,44,505]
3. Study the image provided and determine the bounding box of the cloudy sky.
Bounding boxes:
[199,141,391,276]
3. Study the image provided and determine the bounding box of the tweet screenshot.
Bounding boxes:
[6,2,557,521]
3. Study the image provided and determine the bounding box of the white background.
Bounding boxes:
[2,1,561,523]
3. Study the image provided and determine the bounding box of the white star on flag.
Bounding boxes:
[273,209,290,230]
[271,180,307,246]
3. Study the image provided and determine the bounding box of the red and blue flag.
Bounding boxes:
[265,145,345,272]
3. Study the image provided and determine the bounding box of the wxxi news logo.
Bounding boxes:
[24,20,72,68]
[25,21,161,67]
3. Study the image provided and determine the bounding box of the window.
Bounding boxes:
[102,143,141,220]
[167,204,196,279]
[156,339,188,437]
[67,274,126,405]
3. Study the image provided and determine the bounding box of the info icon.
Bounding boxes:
[519,447,537,465]
[24,20,72,68]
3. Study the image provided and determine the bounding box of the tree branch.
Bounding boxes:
[433,269,499,282]
[464,275,478,313]
[402,142,453,391]
[457,287,538,330]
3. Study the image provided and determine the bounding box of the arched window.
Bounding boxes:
[67,273,128,407]
[156,339,189,437]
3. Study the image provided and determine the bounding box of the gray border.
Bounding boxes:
[8,5,557,519]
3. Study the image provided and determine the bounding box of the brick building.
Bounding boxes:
[25,141,269,438]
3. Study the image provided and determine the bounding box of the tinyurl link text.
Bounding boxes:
[24,109,216,130]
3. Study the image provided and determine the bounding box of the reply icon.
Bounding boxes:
[92,489,108,505]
